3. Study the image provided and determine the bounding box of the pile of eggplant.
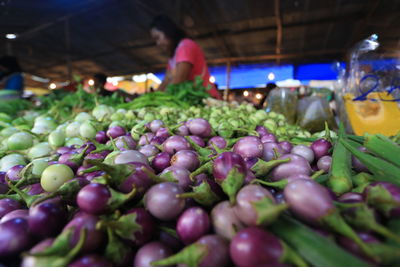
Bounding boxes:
[0,104,399,267]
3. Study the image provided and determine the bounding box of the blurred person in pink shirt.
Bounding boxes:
[150,15,221,99]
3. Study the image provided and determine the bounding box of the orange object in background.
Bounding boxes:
[344,92,400,136]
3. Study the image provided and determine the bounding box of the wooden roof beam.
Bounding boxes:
[274,0,282,64]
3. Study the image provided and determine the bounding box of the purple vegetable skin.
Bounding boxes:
[262,142,285,161]
[63,213,104,253]
[170,150,200,171]
[77,183,111,215]
[230,227,282,267]
[28,198,68,238]
[139,144,160,157]
[211,200,244,240]
[6,165,24,181]
[188,135,205,147]
[270,154,311,181]
[0,209,29,223]
[160,166,192,191]
[144,182,185,221]
[163,136,192,155]
[0,218,32,257]
[207,136,227,149]
[233,136,263,159]
[126,208,156,246]
[95,131,108,144]
[311,138,332,160]
[134,241,173,267]
[69,254,113,267]
[106,126,126,139]
[151,152,171,173]
[177,207,210,244]
[186,118,212,137]
[317,155,332,172]
[0,198,21,218]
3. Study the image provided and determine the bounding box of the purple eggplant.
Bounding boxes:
[230,227,307,267]
[260,133,277,144]
[139,144,160,157]
[6,164,24,181]
[69,254,113,267]
[278,141,293,154]
[234,184,286,226]
[284,179,376,259]
[149,119,165,133]
[153,235,230,267]
[151,152,171,173]
[158,229,184,252]
[317,155,332,172]
[0,198,21,218]
[262,142,285,161]
[95,131,108,144]
[124,208,156,246]
[63,213,104,253]
[21,238,54,267]
[269,154,311,181]
[291,145,315,163]
[144,182,185,221]
[255,125,269,136]
[284,179,335,223]
[363,182,400,217]
[311,138,332,160]
[160,166,192,191]
[176,124,189,136]
[230,227,283,267]
[244,170,256,184]
[139,133,155,146]
[0,209,29,223]
[163,135,192,155]
[77,183,111,215]
[28,198,68,238]
[134,241,173,267]
[58,148,88,172]
[0,218,32,257]
[106,125,126,139]
[114,150,149,166]
[338,232,380,263]
[186,118,212,137]
[188,135,205,147]
[339,192,364,203]
[211,200,245,240]
[177,207,210,244]
[150,136,167,146]
[212,152,247,203]
[207,136,227,150]
[170,150,200,171]
[57,146,74,155]
[115,135,137,151]
[156,127,170,139]
[233,136,263,159]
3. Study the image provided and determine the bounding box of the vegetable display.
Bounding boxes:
[0,94,399,267]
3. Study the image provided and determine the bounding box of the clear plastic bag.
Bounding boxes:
[265,87,297,124]
[296,96,337,133]
[335,34,400,136]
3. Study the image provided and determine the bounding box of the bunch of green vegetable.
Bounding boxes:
[166,76,210,106]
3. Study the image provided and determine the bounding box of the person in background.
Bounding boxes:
[150,15,221,99]
[0,56,24,95]
[93,73,113,97]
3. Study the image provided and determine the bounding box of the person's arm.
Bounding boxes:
[171,62,192,84]
[157,69,172,92]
